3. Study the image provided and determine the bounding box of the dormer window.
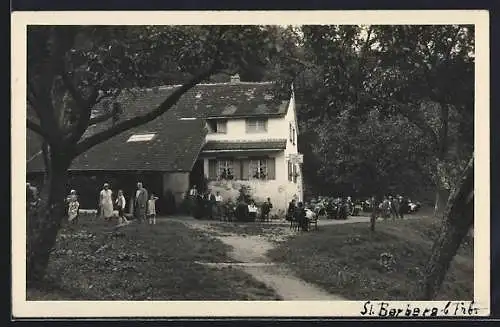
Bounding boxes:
[207,119,227,134]
[246,119,267,133]
[127,133,156,142]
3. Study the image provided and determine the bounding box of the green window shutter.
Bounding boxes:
[208,159,217,180]
[267,158,276,180]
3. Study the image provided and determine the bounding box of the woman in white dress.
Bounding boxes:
[99,183,114,220]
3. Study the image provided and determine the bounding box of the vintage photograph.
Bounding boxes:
[14,11,489,317]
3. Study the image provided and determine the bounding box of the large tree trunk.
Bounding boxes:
[433,102,450,216]
[434,186,450,216]
[418,156,474,300]
[26,154,70,285]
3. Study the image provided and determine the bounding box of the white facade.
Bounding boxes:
[200,90,303,214]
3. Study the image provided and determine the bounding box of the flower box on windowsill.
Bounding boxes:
[253,173,266,180]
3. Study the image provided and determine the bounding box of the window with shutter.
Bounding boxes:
[292,164,297,183]
[217,159,234,180]
[249,159,268,180]
[288,161,292,181]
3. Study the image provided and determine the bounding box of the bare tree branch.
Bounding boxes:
[74,64,219,156]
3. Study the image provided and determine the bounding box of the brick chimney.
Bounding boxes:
[230,74,241,84]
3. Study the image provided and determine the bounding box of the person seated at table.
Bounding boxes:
[305,206,315,220]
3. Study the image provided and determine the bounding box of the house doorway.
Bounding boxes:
[189,160,205,193]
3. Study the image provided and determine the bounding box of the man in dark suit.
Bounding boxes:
[133,182,148,223]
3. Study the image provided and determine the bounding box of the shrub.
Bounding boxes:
[192,196,205,220]
[234,202,250,222]
[236,185,253,204]
[198,176,209,194]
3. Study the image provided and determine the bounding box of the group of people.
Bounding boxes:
[236,197,273,222]
[376,195,409,220]
[188,185,224,220]
[187,185,274,222]
[66,181,159,225]
[305,196,354,220]
[286,198,311,232]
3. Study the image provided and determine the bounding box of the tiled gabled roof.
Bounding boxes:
[27,81,289,173]
[115,82,289,119]
[27,112,207,173]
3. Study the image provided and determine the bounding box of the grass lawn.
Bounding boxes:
[268,217,473,300]
[27,215,280,300]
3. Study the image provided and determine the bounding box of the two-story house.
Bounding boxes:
[26,75,303,214]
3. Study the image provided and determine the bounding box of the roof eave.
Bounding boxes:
[205,113,286,120]
[201,148,285,153]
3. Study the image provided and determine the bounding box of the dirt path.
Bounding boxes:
[178,219,346,301]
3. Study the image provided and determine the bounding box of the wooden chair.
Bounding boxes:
[260,212,271,223]
[308,216,319,231]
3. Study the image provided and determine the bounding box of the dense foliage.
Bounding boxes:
[283,25,474,202]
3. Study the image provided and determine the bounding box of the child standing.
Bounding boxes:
[115,190,128,225]
[147,193,159,225]
[66,189,80,224]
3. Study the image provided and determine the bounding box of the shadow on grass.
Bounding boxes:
[27,215,280,300]
[268,217,473,301]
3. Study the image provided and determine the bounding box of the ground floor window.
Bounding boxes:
[217,159,234,180]
[208,157,276,181]
[249,159,267,180]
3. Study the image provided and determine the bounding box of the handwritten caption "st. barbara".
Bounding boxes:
[360,301,480,317]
